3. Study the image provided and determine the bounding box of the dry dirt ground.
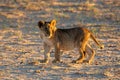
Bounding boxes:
[0,0,120,80]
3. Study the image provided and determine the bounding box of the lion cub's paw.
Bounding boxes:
[83,60,92,64]
[52,59,61,63]
[71,60,76,63]
[72,60,83,64]
[40,59,49,63]
[48,35,52,39]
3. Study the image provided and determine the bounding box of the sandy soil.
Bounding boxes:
[0,0,120,80]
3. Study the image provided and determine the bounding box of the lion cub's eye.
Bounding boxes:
[45,27,48,31]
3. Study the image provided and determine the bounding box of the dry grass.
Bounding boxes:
[54,12,70,18]
[0,10,25,19]
[25,1,47,10]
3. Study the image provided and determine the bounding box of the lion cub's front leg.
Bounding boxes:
[41,43,51,63]
[52,43,61,63]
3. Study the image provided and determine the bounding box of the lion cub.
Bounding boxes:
[38,20,104,64]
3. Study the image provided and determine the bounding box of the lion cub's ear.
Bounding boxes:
[38,21,44,28]
[48,20,57,38]
[50,20,56,27]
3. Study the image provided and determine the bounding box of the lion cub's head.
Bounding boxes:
[38,20,57,38]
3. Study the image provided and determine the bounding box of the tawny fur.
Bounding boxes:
[38,20,104,64]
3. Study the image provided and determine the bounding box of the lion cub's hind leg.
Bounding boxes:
[72,45,86,63]
[74,33,90,63]
[76,48,86,63]
[87,44,95,64]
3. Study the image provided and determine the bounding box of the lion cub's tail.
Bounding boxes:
[90,33,104,49]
